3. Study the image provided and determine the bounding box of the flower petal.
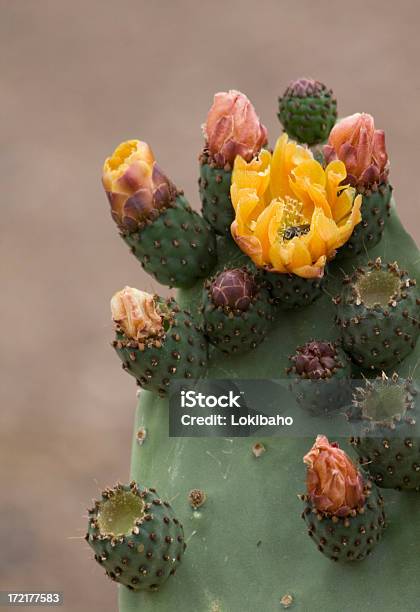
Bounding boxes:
[254,200,283,262]
[270,133,313,200]
[231,221,264,266]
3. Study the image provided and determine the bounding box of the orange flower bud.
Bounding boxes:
[203,90,267,167]
[304,435,365,516]
[103,140,177,231]
[324,113,389,188]
[111,286,163,341]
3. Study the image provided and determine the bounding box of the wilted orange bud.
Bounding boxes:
[203,90,267,167]
[304,435,365,516]
[102,140,177,231]
[111,286,163,341]
[324,113,389,188]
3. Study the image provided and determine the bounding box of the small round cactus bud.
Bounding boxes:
[287,340,351,415]
[324,113,389,189]
[210,268,257,311]
[289,341,343,379]
[102,140,177,231]
[203,90,267,168]
[304,435,365,517]
[203,268,274,355]
[111,286,163,341]
[278,78,337,145]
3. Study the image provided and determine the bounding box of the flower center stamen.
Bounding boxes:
[278,196,309,242]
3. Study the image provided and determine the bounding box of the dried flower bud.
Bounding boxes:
[210,268,256,311]
[102,140,177,231]
[203,90,267,167]
[111,286,163,341]
[304,435,365,516]
[324,113,389,188]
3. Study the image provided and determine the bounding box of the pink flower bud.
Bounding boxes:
[203,90,267,167]
[324,113,389,188]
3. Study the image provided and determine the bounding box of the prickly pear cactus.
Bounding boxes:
[338,184,392,257]
[278,78,337,145]
[199,156,234,235]
[301,481,386,562]
[123,196,217,289]
[349,375,420,491]
[201,267,275,355]
[334,258,419,370]
[287,341,352,416]
[262,269,324,310]
[119,205,420,612]
[87,482,186,591]
[112,297,208,397]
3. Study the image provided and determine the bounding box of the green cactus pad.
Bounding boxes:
[349,376,420,490]
[287,342,352,416]
[338,183,393,258]
[119,203,420,612]
[301,482,386,562]
[86,482,185,591]
[122,195,217,288]
[112,299,208,396]
[278,78,337,146]
[199,156,234,235]
[334,259,420,371]
[263,269,325,309]
[201,268,275,355]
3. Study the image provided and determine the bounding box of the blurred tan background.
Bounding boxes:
[1,0,420,610]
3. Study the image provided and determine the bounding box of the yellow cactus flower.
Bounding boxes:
[230,134,362,278]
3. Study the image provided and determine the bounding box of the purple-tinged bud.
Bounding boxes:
[210,268,257,311]
[288,341,343,379]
